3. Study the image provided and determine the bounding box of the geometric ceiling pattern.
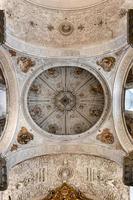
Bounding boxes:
[27,66,105,135]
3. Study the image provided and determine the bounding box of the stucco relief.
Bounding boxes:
[97,57,116,72]
[27,66,105,135]
[4,0,126,48]
[17,57,35,73]
[17,127,33,144]
[2,154,129,200]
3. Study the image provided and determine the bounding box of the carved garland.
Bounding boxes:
[42,183,92,200]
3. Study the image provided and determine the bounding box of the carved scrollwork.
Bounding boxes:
[42,183,92,200]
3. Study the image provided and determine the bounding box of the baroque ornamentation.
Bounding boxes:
[42,183,92,200]
[17,57,35,73]
[17,127,33,145]
[3,154,129,199]
[96,128,114,144]
[5,0,125,48]
[59,21,74,36]
[97,57,116,72]
[27,66,105,135]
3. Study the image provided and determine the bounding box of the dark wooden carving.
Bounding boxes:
[127,9,133,47]
[0,157,7,191]
[0,10,5,44]
[123,152,133,186]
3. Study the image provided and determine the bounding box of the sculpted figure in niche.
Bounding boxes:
[42,183,92,200]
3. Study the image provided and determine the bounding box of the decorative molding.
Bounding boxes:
[5,33,127,58]
[24,0,108,11]
[0,47,19,155]
[2,154,129,199]
[22,61,111,140]
[113,47,133,153]
[5,0,126,50]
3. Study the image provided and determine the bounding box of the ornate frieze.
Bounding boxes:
[42,183,92,200]
[2,155,129,200]
[5,0,125,48]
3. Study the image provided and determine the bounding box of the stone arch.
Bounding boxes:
[0,47,19,154]
[113,47,133,152]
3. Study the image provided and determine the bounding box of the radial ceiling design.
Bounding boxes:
[27,66,105,135]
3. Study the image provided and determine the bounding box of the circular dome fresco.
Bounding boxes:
[27,66,107,135]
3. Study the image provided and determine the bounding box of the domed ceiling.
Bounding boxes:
[3,0,127,50]
[27,66,105,135]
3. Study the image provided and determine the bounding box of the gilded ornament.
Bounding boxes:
[42,183,92,200]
